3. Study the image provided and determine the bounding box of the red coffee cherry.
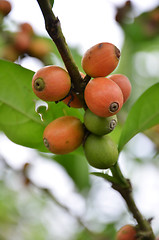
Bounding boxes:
[0,0,12,16]
[43,116,85,154]
[108,74,131,103]
[116,225,137,240]
[32,65,71,101]
[81,42,120,78]
[84,77,123,117]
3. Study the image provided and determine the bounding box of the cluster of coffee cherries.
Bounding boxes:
[32,42,131,169]
[0,0,51,62]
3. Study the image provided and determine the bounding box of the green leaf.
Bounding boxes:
[0,60,46,151]
[91,172,118,184]
[118,83,159,152]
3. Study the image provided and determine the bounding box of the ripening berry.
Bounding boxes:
[20,22,34,36]
[84,134,118,169]
[116,225,137,240]
[84,108,117,135]
[108,74,131,103]
[84,77,123,117]
[2,45,19,62]
[62,72,85,108]
[0,0,12,16]
[14,31,31,53]
[32,65,71,101]
[28,38,51,59]
[81,42,120,78]
[62,92,83,108]
[43,116,85,154]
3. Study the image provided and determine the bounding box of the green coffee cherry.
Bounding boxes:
[84,108,117,135]
[84,134,118,169]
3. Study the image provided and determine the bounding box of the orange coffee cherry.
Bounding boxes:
[28,38,51,59]
[14,31,31,53]
[62,72,85,108]
[32,65,71,101]
[116,225,137,240]
[108,74,131,103]
[43,116,85,154]
[20,22,34,36]
[81,42,120,78]
[62,92,83,108]
[0,0,11,16]
[2,45,19,62]
[84,77,123,117]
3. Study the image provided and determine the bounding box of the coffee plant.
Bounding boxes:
[1,0,159,239]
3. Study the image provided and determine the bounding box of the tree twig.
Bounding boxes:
[110,162,155,240]
[36,0,85,98]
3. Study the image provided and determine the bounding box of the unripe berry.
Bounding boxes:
[84,108,117,135]
[43,116,85,154]
[0,0,11,16]
[84,134,118,169]
[81,42,120,78]
[108,74,131,103]
[116,225,137,240]
[84,77,123,117]
[32,65,71,101]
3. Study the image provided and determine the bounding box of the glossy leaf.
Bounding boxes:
[0,60,85,152]
[0,60,47,151]
[118,83,159,152]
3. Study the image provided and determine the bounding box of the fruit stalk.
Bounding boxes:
[36,0,84,96]
[111,162,155,240]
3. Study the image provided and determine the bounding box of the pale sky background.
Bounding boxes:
[1,0,159,237]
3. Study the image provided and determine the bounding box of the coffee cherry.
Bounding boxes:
[116,225,137,240]
[62,72,85,108]
[20,22,34,36]
[84,108,117,135]
[0,0,11,16]
[81,42,120,78]
[32,65,71,101]
[108,74,131,103]
[2,45,19,62]
[43,116,85,154]
[84,134,118,169]
[62,92,83,108]
[84,77,123,117]
[28,38,51,59]
[14,31,31,53]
